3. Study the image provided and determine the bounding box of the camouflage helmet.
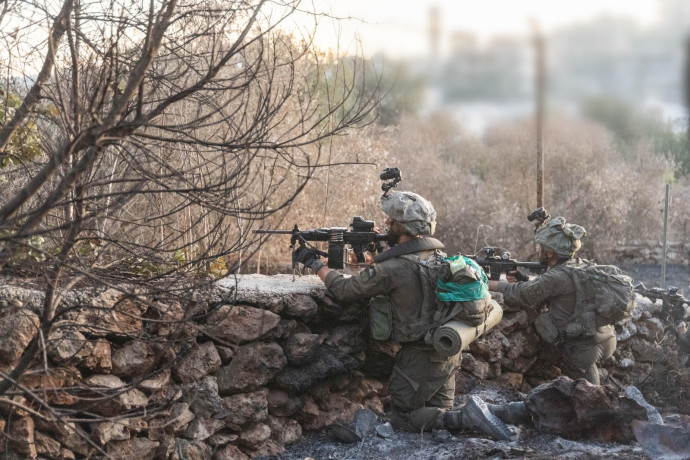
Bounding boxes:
[535,217,586,259]
[380,191,436,236]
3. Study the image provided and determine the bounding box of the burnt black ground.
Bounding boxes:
[261,429,649,460]
[258,264,689,460]
[618,263,690,296]
[260,388,651,460]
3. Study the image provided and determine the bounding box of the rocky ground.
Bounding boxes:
[0,263,686,459]
[260,386,652,460]
[263,428,648,460]
[258,264,690,460]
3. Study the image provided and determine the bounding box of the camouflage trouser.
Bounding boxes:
[563,327,616,385]
[534,326,616,385]
[388,342,462,432]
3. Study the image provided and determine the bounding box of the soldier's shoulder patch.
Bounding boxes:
[525,282,545,298]
[359,266,377,283]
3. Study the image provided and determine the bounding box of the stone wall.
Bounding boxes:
[613,241,690,265]
[0,274,684,458]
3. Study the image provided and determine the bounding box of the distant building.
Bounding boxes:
[420,2,688,126]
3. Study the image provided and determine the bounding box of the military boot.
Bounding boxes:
[487,401,531,426]
[443,396,515,441]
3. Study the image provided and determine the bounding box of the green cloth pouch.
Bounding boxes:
[369,295,393,341]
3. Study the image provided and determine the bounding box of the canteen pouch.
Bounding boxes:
[369,296,393,341]
[534,313,560,344]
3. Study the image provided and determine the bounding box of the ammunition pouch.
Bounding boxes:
[563,311,597,338]
[535,309,598,343]
[534,313,560,344]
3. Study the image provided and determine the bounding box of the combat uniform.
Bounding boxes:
[297,190,513,440]
[498,259,616,384]
[325,237,462,432]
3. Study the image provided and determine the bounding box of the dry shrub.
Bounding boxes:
[247,126,390,273]
[640,350,690,413]
[253,111,689,270]
[382,113,690,261]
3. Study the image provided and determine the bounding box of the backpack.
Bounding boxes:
[435,254,492,326]
[565,260,636,335]
[386,251,491,342]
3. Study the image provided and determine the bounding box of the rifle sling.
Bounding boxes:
[373,237,444,263]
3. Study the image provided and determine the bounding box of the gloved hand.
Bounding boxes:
[514,269,530,282]
[507,270,530,282]
[293,246,319,269]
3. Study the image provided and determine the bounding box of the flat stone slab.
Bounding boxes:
[216,274,327,307]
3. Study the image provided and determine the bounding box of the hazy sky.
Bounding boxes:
[286,0,662,58]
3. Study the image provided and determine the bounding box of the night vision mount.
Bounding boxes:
[527,207,550,232]
[380,167,402,196]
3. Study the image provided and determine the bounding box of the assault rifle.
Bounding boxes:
[634,282,690,323]
[254,216,388,276]
[466,246,547,281]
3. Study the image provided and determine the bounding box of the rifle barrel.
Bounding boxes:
[253,229,294,235]
[470,257,545,270]
[517,261,547,269]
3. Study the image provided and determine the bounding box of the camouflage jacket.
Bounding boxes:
[498,259,614,342]
[324,237,444,338]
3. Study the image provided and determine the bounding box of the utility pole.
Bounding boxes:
[533,21,545,208]
[684,35,690,176]
[662,184,670,289]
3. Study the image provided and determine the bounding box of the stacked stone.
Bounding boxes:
[457,293,543,393]
[607,295,689,407]
[0,276,386,459]
[612,241,690,265]
[455,292,686,404]
[0,276,684,459]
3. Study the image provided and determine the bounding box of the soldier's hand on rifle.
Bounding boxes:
[507,270,529,283]
[347,248,375,265]
[293,246,320,269]
[347,249,359,265]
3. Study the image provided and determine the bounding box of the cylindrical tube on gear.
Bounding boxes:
[432,299,504,357]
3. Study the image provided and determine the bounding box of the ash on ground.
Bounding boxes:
[259,386,650,460]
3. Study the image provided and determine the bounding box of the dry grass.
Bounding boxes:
[244,112,689,272]
[381,113,689,262]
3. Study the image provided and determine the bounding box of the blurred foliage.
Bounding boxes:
[378,112,688,262]
[1,231,46,265]
[307,54,424,128]
[0,89,44,168]
[367,57,426,126]
[581,97,690,177]
[249,109,690,270]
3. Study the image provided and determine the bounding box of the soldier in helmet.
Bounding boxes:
[294,191,513,440]
[488,217,616,385]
